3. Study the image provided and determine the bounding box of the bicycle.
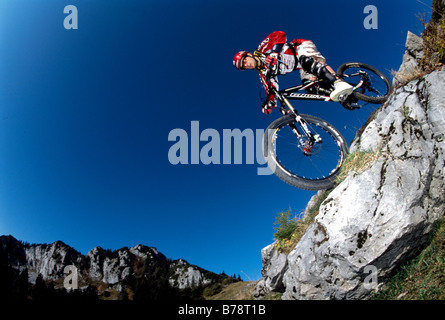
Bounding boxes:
[262,62,392,190]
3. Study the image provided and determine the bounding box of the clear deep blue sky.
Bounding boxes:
[0,0,430,280]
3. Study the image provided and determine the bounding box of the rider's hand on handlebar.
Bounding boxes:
[266,53,279,72]
[262,99,275,115]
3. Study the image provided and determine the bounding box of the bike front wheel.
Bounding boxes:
[263,114,349,190]
[337,62,392,104]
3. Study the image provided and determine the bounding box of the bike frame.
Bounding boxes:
[279,79,333,103]
[277,70,369,103]
[274,75,364,116]
[265,68,369,149]
[270,80,328,116]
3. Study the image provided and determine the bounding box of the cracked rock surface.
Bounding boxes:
[254,67,445,300]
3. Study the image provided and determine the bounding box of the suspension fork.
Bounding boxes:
[276,92,298,129]
[276,95,322,156]
[277,95,317,140]
[277,97,301,137]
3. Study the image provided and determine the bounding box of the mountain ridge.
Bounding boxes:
[0,234,240,300]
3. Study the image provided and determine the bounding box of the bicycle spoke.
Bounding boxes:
[341,66,390,100]
[272,120,343,181]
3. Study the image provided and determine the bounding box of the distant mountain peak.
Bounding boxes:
[0,235,240,300]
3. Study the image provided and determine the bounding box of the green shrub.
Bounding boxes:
[273,210,298,241]
[273,191,332,254]
[420,12,445,72]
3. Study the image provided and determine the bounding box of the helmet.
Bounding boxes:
[233,51,250,70]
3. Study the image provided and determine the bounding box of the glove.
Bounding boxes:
[266,53,279,72]
[266,53,278,67]
[262,99,275,115]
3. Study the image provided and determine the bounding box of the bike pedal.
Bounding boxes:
[338,94,348,104]
[342,103,361,110]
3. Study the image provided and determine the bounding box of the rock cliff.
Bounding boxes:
[0,235,233,299]
[254,31,445,300]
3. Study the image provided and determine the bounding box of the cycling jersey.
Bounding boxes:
[256,31,324,109]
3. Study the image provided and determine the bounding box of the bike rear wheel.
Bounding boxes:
[263,114,348,190]
[337,62,392,104]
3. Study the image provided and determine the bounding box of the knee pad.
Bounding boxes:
[299,55,336,84]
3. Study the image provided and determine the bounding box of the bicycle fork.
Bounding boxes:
[279,97,322,156]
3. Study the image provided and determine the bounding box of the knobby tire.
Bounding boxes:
[337,62,392,104]
[263,114,349,190]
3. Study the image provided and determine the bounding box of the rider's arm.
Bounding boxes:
[257,31,286,54]
[256,31,288,114]
[272,43,283,53]
[259,72,279,114]
[289,38,310,46]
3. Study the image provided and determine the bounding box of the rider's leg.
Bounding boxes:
[299,55,337,84]
[296,41,334,90]
[298,55,353,102]
[299,56,326,94]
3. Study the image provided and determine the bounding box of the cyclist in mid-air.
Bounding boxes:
[233,31,354,114]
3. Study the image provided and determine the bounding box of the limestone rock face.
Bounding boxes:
[25,241,83,283]
[1,235,222,295]
[393,31,424,87]
[169,259,215,289]
[253,243,287,297]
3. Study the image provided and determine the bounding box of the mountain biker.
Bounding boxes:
[233,31,354,114]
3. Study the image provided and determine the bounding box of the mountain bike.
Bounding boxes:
[262,62,392,190]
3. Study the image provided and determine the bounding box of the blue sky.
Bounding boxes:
[0,0,431,280]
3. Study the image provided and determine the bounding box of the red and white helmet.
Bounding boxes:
[233,51,250,70]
